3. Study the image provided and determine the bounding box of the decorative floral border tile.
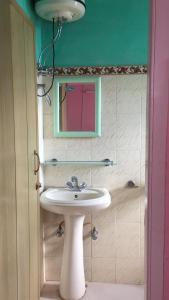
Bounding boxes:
[37,65,147,76]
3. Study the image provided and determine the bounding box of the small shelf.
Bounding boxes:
[43,158,114,167]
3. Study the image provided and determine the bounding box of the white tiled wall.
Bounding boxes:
[41,74,147,284]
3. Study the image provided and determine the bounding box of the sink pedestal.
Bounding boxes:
[60,215,86,300]
[40,187,111,299]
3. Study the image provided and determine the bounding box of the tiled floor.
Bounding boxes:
[40,282,144,300]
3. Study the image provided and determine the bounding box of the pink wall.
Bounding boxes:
[66,83,95,131]
[164,110,169,298]
[148,0,169,299]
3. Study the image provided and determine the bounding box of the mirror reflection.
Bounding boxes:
[59,82,96,132]
[54,77,101,138]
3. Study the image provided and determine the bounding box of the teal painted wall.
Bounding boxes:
[16,0,42,60]
[40,0,149,67]
[16,0,149,67]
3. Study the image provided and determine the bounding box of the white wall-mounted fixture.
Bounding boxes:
[40,187,111,300]
[35,0,86,98]
[35,0,86,22]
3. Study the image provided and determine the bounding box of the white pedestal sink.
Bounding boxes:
[40,188,111,300]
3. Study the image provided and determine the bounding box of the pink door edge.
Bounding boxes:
[147,0,169,299]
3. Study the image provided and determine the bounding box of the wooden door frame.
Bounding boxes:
[147,0,169,299]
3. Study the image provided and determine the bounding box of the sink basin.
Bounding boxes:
[40,187,111,215]
[40,187,111,300]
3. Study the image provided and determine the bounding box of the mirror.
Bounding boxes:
[53,77,101,137]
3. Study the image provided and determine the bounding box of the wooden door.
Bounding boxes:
[24,15,40,300]
[0,1,18,299]
[10,3,39,300]
[10,6,30,299]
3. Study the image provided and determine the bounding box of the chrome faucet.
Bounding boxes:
[66,176,87,192]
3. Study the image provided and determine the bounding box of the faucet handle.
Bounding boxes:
[79,182,87,190]
[66,181,73,189]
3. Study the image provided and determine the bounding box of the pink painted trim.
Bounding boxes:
[148,0,169,299]
[164,71,169,300]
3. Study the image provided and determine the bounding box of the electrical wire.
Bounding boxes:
[37,18,55,97]
[43,26,62,67]
[60,91,67,106]
[37,19,62,98]
[43,86,52,105]
[60,85,76,107]
[38,24,62,68]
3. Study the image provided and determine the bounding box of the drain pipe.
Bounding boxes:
[56,221,64,237]
[56,221,99,240]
